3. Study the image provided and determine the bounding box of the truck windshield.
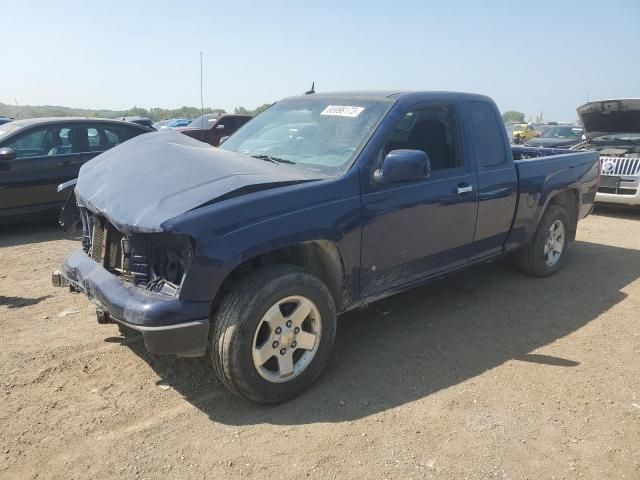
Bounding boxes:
[220,97,392,176]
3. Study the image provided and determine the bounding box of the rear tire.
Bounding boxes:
[210,265,337,404]
[515,204,569,277]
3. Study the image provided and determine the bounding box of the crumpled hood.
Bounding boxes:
[75,130,318,233]
[577,99,640,139]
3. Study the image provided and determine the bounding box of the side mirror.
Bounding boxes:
[218,135,230,145]
[373,149,430,185]
[0,147,16,161]
[215,124,225,130]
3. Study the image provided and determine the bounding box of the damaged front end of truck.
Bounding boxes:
[52,130,319,356]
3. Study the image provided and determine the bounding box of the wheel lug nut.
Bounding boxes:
[275,327,282,334]
[280,348,286,355]
[291,341,297,348]
[272,341,279,348]
[294,327,300,334]
[286,320,292,328]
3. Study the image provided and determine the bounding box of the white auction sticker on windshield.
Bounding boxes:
[320,105,365,118]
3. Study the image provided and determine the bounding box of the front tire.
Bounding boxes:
[210,265,337,404]
[515,204,569,277]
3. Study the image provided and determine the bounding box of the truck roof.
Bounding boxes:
[293,90,494,103]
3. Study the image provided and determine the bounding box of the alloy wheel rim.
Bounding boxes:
[251,295,322,383]
[544,220,565,267]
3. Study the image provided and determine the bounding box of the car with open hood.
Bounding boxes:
[53,91,599,404]
[575,99,640,206]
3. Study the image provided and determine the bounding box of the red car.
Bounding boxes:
[176,113,252,146]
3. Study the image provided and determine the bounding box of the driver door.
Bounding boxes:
[359,102,478,297]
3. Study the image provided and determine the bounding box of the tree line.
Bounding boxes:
[0,102,273,122]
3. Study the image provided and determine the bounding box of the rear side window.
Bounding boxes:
[469,101,507,167]
[87,124,141,152]
[101,125,138,145]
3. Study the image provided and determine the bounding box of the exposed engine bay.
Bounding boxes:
[78,206,192,296]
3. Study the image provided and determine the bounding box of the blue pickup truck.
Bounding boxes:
[54,91,600,404]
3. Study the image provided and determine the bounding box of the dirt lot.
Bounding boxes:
[1,208,639,480]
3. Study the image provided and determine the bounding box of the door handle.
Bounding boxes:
[56,161,81,167]
[457,183,473,195]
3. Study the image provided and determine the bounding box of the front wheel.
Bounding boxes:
[210,265,337,404]
[514,204,569,277]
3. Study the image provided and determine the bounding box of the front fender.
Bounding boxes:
[169,173,363,303]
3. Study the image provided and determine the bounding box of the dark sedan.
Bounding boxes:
[0,118,151,222]
[525,125,584,148]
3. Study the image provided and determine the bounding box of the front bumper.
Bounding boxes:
[596,178,640,206]
[57,248,211,357]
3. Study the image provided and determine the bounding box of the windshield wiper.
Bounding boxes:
[251,154,296,165]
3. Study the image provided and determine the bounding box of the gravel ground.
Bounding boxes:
[1,207,639,480]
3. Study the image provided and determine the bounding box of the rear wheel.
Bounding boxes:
[515,204,569,277]
[210,265,336,404]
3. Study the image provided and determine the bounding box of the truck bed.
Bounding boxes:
[505,147,600,251]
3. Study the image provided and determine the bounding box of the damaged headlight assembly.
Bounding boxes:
[79,210,194,296]
[146,233,194,295]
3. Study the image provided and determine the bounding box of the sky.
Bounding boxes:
[2,0,639,121]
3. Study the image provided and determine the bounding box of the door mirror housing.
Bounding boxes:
[218,135,230,145]
[373,149,430,185]
[0,147,16,161]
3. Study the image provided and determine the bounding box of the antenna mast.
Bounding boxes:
[200,51,204,142]
[305,81,315,95]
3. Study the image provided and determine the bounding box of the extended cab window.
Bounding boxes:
[384,105,462,171]
[469,101,507,167]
